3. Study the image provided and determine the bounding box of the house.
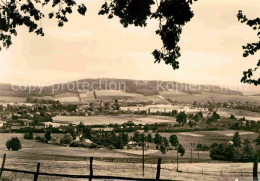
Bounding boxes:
[0,121,6,127]
[10,123,22,130]
[19,119,33,126]
[127,141,138,148]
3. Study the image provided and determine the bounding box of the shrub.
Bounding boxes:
[89,143,98,148]
[35,136,45,143]
[69,141,88,148]
[60,133,73,145]
[107,145,115,150]
[6,137,22,151]
[24,131,33,140]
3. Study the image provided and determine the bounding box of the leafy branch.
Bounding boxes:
[237,10,260,85]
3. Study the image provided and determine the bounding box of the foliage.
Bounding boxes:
[44,130,51,141]
[154,132,162,145]
[210,132,256,162]
[0,0,87,50]
[232,131,241,147]
[169,134,179,147]
[176,111,187,125]
[99,0,196,69]
[24,131,33,139]
[6,137,22,151]
[230,114,236,120]
[35,136,45,143]
[207,111,220,123]
[91,131,128,149]
[237,10,260,85]
[60,133,73,145]
[147,133,153,143]
[177,144,185,156]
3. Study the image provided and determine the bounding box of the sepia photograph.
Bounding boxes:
[0,0,260,180]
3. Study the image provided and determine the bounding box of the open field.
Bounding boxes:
[161,92,260,105]
[0,132,259,181]
[0,96,26,103]
[218,108,260,121]
[55,93,80,103]
[52,115,176,125]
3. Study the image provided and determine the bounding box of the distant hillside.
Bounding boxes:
[0,78,243,97]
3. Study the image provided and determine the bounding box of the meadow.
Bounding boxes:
[52,115,176,125]
[0,130,259,180]
[218,108,260,121]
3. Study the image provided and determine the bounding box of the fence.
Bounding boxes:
[0,154,175,181]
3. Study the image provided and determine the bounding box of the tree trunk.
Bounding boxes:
[253,155,259,181]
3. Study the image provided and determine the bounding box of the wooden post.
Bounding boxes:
[176,151,179,172]
[89,157,93,181]
[253,155,259,181]
[33,163,40,181]
[156,158,161,180]
[0,154,6,178]
[142,133,145,177]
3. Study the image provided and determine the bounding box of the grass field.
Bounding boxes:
[0,96,26,103]
[0,131,259,181]
[218,108,260,121]
[52,115,177,125]
[161,92,260,105]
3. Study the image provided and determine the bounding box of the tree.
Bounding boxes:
[60,133,73,145]
[237,11,260,85]
[147,133,153,143]
[230,114,236,120]
[169,135,179,148]
[177,144,185,156]
[0,0,198,70]
[154,133,162,146]
[159,142,166,154]
[232,132,241,147]
[163,137,169,148]
[24,131,33,140]
[6,137,22,151]
[176,111,187,125]
[44,130,51,142]
[133,131,142,143]
[176,144,185,171]
[0,0,87,50]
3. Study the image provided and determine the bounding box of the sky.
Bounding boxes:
[0,0,260,92]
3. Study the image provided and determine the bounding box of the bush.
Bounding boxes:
[69,141,88,148]
[35,136,45,143]
[24,131,33,140]
[89,143,98,148]
[6,137,22,151]
[60,133,73,145]
[107,145,115,150]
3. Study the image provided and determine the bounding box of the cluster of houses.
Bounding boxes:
[120,104,208,114]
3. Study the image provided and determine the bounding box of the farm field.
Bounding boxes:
[218,108,260,121]
[0,132,259,181]
[0,96,26,103]
[55,93,80,103]
[52,115,176,125]
[161,92,260,105]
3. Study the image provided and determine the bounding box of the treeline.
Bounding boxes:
[210,132,259,162]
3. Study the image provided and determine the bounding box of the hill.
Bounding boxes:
[0,78,243,97]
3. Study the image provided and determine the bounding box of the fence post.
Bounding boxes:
[33,163,40,181]
[156,158,161,180]
[0,154,6,178]
[89,157,93,181]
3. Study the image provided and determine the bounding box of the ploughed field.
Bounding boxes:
[52,115,177,125]
[0,131,259,180]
